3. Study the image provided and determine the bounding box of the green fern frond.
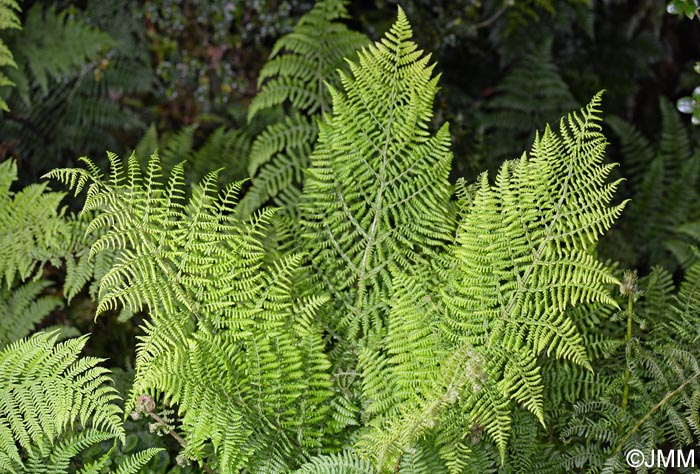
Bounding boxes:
[482,37,578,165]
[605,115,654,190]
[188,126,251,184]
[607,98,700,270]
[135,123,252,187]
[0,159,72,286]
[0,280,62,348]
[77,445,163,474]
[356,266,488,470]
[248,113,316,177]
[0,3,144,179]
[0,0,20,111]
[156,124,197,171]
[446,92,624,343]
[436,92,624,457]
[554,257,700,471]
[300,6,456,338]
[113,447,165,474]
[241,0,368,218]
[248,0,367,120]
[48,152,339,471]
[12,4,114,98]
[0,331,124,472]
[294,451,374,473]
[0,0,20,30]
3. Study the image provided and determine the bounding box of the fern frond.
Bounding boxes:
[48,152,339,471]
[0,160,72,286]
[0,280,62,347]
[294,451,374,473]
[0,0,20,111]
[0,2,145,177]
[77,445,163,474]
[436,92,624,456]
[0,331,123,472]
[607,98,700,270]
[241,0,368,218]
[0,0,20,31]
[248,0,367,120]
[482,37,578,165]
[605,114,654,190]
[248,114,316,177]
[300,6,456,338]
[13,4,114,97]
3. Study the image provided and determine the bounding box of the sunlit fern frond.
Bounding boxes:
[300,7,456,339]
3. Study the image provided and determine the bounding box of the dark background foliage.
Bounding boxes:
[4,0,699,183]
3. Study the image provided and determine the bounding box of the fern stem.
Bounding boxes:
[614,371,700,454]
[621,291,633,411]
[393,454,402,473]
[352,36,399,328]
[147,410,216,474]
[472,2,510,30]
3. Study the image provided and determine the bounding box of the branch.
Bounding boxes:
[614,371,700,454]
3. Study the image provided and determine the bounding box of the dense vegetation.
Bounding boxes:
[2,0,700,472]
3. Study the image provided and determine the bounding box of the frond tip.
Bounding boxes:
[442,91,624,454]
[300,5,455,338]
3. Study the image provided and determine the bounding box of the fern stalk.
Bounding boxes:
[620,270,637,411]
[136,395,215,474]
[621,295,633,411]
[615,371,700,454]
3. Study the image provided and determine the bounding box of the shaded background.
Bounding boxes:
[2,0,698,180]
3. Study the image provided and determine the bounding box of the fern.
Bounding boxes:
[0,2,148,179]
[248,0,367,120]
[78,446,165,474]
[239,0,368,218]
[294,451,375,473]
[6,4,114,102]
[606,98,700,270]
[0,159,72,286]
[47,152,342,472]
[8,5,695,473]
[134,122,252,186]
[482,37,578,167]
[0,280,62,348]
[300,7,456,339]
[0,158,98,344]
[0,0,20,111]
[0,331,161,473]
[354,92,625,471]
[447,93,623,455]
[555,259,700,472]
